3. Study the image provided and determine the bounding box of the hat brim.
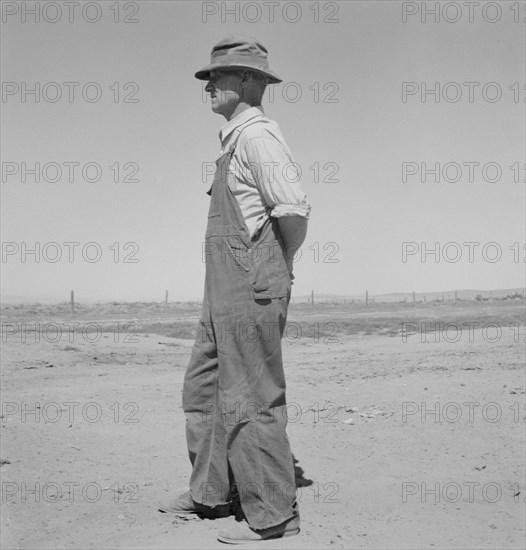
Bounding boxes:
[195,63,282,84]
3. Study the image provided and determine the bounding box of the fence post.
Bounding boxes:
[165,290,168,304]
[70,290,75,314]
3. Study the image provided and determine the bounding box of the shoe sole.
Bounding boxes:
[158,506,198,515]
[217,528,300,544]
[159,506,231,518]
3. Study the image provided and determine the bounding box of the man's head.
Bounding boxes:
[195,35,281,119]
[204,69,269,118]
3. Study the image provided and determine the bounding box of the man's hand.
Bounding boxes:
[276,216,308,278]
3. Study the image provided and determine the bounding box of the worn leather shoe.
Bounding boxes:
[158,491,231,518]
[217,513,300,544]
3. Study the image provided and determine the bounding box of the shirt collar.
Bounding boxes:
[219,106,265,145]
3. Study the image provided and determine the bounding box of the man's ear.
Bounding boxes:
[240,70,253,86]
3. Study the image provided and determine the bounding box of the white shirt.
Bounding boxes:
[218,106,311,238]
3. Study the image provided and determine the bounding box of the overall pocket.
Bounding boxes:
[225,234,252,273]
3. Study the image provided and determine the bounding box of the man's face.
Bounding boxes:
[205,70,243,118]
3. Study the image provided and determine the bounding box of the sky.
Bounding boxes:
[1,0,525,302]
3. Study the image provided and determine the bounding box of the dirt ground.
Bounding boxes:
[1,300,525,549]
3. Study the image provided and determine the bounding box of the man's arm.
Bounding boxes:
[243,130,311,276]
[277,216,308,269]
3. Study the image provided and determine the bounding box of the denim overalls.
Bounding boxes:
[182,119,298,529]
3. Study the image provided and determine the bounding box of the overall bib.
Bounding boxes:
[182,119,298,530]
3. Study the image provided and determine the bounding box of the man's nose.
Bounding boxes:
[205,81,214,92]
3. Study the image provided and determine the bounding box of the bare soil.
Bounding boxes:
[1,301,525,549]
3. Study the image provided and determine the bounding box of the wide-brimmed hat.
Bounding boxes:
[194,35,282,84]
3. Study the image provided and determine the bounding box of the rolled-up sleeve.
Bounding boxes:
[243,134,311,219]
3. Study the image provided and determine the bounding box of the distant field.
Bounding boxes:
[2,298,523,341]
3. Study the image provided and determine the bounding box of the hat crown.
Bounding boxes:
[211,36,268,60]
[194,35,282,84]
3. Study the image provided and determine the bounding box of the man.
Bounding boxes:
[160,35,311,544]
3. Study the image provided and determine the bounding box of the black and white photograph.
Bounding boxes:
[1,1,525,548]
